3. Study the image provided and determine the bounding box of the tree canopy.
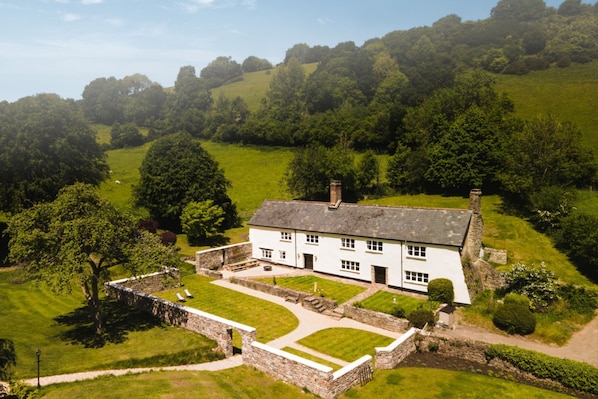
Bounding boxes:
[0,94,109,213]
[134,132,238,230]
[6,183,179,335]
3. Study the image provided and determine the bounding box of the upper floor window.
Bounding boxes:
[306,234,319,244]
[280,231,292,241]
[367,240,383,252]
[341,238,355,249]
[407,245,426,259]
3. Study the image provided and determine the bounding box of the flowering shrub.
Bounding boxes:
[502,263,558,311]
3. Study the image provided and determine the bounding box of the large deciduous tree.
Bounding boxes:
[134,132,238,230]
[0,94,109,214]
[6,183,179,335]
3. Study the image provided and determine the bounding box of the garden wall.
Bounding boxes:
[232,277,338,311]
[196,242,253,272]
[343,305,410,333]
[244,342,373,399]
[375,328,419,369]
[105,279,256,357]
[113,267,180,293]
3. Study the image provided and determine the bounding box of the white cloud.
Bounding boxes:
[61,12,81,22]
[317,17,333,25]
[81,0,103,4]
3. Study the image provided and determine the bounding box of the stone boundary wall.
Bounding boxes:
[343,305,410,333]
[111,268,180,294]
[232,277,338,311]
[375,328,419,369]
[105,280,256,357]
[484,247,508,265]
[196,242,253,272]
[196,268,224,279]
[245,342,373,399]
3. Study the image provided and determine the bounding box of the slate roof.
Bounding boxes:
[248,200,472,247]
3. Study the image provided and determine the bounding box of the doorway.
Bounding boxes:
[373,266,387,285]
[304,254,314,270]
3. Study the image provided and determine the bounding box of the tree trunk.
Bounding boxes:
[81,272,104,335]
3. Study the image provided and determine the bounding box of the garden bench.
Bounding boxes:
[184,289,193,298]
[176,292,186,302]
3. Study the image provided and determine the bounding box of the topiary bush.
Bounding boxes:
[503,292,531,308]
[427,278,454,304]
[493,302,536,335]
[407,308,435,329]
[391,306,406,319]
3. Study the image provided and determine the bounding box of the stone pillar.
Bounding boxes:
[466,189,483,261]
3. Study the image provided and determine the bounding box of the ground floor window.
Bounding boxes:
[341,260,360,272]
[261,248,272,259]
[279,250,286,260]
[405,270,429,283]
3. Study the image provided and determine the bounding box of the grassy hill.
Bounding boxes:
[494,61,598,154]
[211,63,318,112]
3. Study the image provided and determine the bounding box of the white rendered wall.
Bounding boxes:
[249,226,471,304]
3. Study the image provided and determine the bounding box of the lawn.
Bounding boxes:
[281,346,341,370]
[253,275,366,304]
[35,366,574,399]
[297,328,395,363]
[154,274,298,344]
[357,291,438,315]
[0,268,222,379]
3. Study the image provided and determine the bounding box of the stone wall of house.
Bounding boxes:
[232,277,338,311]
[374,328,419,369]
[105,280,256,357]
[196,242,253,272]
[343,305,410,333]
[244,342,373,399]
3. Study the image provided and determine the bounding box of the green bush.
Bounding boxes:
[391,306,406,319]
[503,293,531,308]
[493,302,536,335]
[558,284,598,316]
[427,278,454,304]
[407,309,435,329]
[485,344,598,394]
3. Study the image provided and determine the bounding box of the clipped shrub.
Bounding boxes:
[485,344,598,394]
[407,309,435,329]
[503,293,531,308]
[159,231,177,246]
[427,278,454,304]
[493,302,536,335]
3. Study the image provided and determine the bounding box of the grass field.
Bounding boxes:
[494,61,598,154]
[281,346,341,370]
[297,328,395,363]
[0,268,221,379]
[154,274,298,344]
[254,275,366,304]
[211,63,318,112]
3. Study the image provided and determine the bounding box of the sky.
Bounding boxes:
[0,0,580,103]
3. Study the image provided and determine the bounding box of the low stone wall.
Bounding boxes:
[232,277,337,311]
[375,328,419,369]
[245,342,372,399]
[484,247,508,265]
[343,305,410,333]
[196,268,224,279]
[112,268,180,294]
[196,242,253,272]
[105,280,256,357]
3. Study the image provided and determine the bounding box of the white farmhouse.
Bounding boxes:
[248,182,483,305]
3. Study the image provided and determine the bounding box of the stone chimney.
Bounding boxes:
[329,180,342,208]
[464,189,483,261]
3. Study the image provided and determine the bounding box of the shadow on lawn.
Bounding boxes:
[54,299,163,348]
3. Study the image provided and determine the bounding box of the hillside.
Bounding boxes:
[211,63,318,112]
[494,60,598,154]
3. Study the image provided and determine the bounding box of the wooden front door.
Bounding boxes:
[304,254,314,270]
[373,266,387,285]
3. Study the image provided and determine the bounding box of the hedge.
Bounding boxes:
[485,344,598,394]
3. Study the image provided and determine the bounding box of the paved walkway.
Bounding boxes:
[21,266,598,386]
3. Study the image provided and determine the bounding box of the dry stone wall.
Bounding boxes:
[343,305,410,333]
[196,242,252,272]
[375,328,419,369]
